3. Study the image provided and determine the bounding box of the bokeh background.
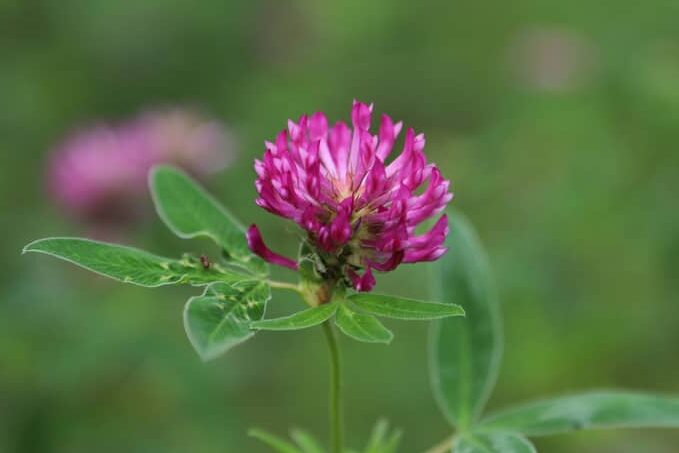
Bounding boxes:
[2,1,679,451]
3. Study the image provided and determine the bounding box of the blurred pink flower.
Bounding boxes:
[508,26,597,92]
[49,108,234,230]
[249,101,453,292]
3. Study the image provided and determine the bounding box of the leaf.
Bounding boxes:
[335,303,393,344]
[249,429,301,453]
[184,280,270,360]
[365,419,390,449]
[298,242,323,285]
[480,391,679,436]
[150,165,267,275]
[289,429,324,453]
[22,237,241,287]
[251,303,338,331]
[453,431,536,453]
[364,419,402,453]
[429,210,502,430]
[347,294,465,320]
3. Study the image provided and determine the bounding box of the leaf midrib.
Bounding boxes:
[206,283,264,346]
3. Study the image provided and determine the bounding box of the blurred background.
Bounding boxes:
[2,0,679,451]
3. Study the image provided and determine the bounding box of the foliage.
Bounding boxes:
[22,166,464,452]
[22,169,679,452]
[429,211,679,452]
[250,420,401,453]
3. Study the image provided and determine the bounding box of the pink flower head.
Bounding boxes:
[49,108,233,230]
[250,101,453,292]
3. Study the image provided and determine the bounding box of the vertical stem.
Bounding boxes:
[322,320,343,453]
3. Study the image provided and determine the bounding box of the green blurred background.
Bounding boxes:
[2,0,679,451]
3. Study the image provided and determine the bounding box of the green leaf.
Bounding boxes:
[249,429,301,453]
[480,391,679,436]
[298,242,323,284]
[365,419,390,449]
[335,303,393,344]
[347,294,465,320]
[429,210,502,430]
[290,429,324,453]
[22,237,240,287]
[184,280,270,360]
[251,303,338,331]
[364,419,402,453]
[453,431,536,453]
[150,165,267,275]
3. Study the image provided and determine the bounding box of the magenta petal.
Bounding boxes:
[309,112,328,141]
[351,100,373,131]
[348,266,376,292]
[330,213,352,245]
[369,250,404,272]
[357,267,376,292]
[252,100,454,290]
[329,198,353,246]
[246,224,299,271]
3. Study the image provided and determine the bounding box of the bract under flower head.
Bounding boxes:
[249,101,453,292]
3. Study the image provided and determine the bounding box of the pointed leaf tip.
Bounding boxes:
[348,293,465,320]
[22,237,243,287]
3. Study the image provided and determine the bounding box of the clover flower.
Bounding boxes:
[49,108,233,229]
[248,101,453,292]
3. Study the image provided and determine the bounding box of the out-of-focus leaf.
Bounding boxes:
[290,429,324,453]
[184,280,270,360]
[453,431,536,453]
[429,210,502,430]
[150,165,267,275]
[249,429,301,453]
[364,419,402,453]
[251,303,338,331]
[22,237,240,287]
[480,391,679,436]
[348,294,465,320]
[335,304,393,344]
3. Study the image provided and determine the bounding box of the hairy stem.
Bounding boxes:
[322,320,343,453]
[266,280,301,293]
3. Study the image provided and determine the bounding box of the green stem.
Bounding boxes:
[322,320,343,453]
[266,280,301,293]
